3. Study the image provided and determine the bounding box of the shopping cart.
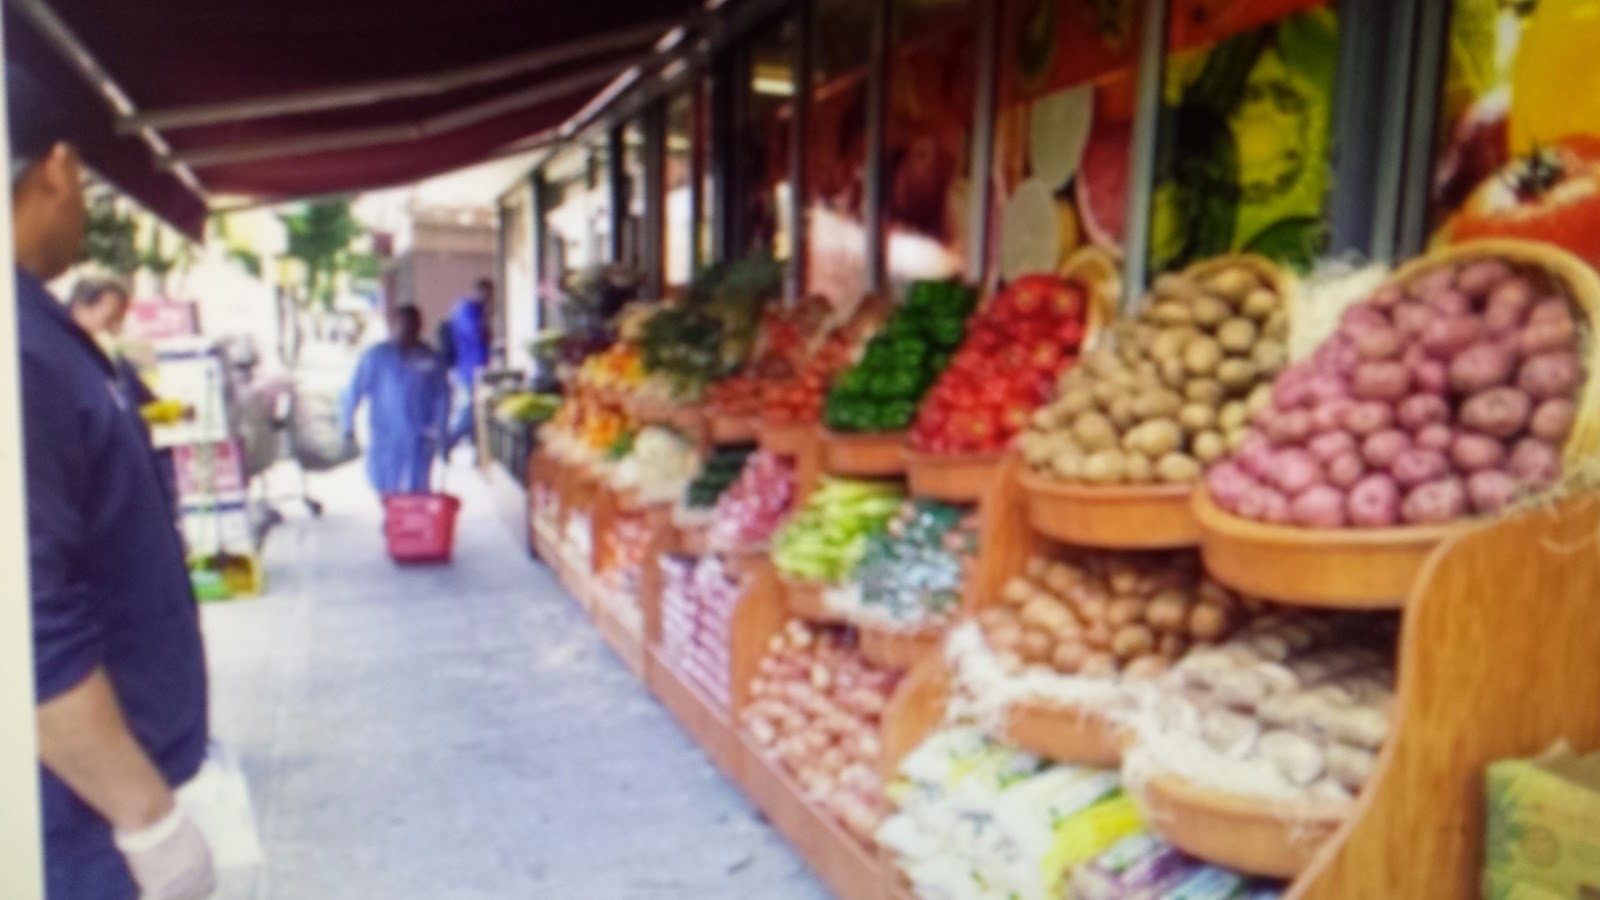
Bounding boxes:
[382,466,461,564]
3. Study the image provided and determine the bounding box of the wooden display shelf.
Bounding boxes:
[709,412,760,445]
[1003,700,1123,767]
[823,430,908,478]
[777,576,847,623]
[1286,491,1600,899]
[736,732,887,900]
[646,647,740,781]
[592,590,646,680]
[760,421,825,500]
[880,655,950,781]
[1019,469,1199,549]
[857,622,944,672]
[1192,488,1467,608]
[904,451,1002,503]
[1142,773,1345,880]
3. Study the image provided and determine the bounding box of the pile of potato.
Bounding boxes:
[1160,613,1397,799]
[976,551,1264,679]
[1207,253,1591,527]
[1020,262,1290,485]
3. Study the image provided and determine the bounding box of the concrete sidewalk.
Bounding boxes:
[206,461,827,900]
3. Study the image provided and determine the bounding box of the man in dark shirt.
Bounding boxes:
[9,66,214,899]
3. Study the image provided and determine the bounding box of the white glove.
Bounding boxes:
[114,805,216,900]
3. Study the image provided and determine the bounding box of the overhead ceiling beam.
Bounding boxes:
[161,53,645,170]
[119,18,683,135]
[8,0,208,196]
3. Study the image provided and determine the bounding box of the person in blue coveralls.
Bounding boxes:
[441,276,493,461]
[341,303,450,495]
[8,66,215,899]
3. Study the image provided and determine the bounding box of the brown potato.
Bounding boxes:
[1124,419,1183,458]
[978,607,1015,631]
[1106,597,1145,628]
[1050,448,1085,480]
[1123,654,1170,679]
[1018,628,1055,664]
[1107,394,1138,430]
[1081,450,1128,484]
[1192,430,1228,464]
[1152,273,1199,302]
[1090,379,1123,408]
[1157,632,1190,660]
[1000,578,1032,605]
[1079,652,1119,677]
[1192,295,1232,329]
[1216,357,1257,391]
[1206,267,1261,300]
[986,619,1024,652]
[1055,387,1094,417]
[1177,403,1217,432]
[1149,302,1194,327]
[1217,317,1258,353]
[1072,413,1119,451]
[1252,339,1288,375]
[1150,327,1197,361]
[1159,356,1190,389]
[1156,452,1202,483]
[1145,589,1190,631]
[1112,624,1157,660]
[1246,383,1273,415]
[1184,379,1225,405]
[1021,596,1077,635]
[1123,452,1155,484]
[1218,401,1250,432]
[1050,640,1089,674]
[1183,337,1224,375]
[1242,287,1280,319]
[1188,602,1230,641]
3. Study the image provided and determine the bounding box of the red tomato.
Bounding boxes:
[1056,321,1086,348]
[1030,341,1063,371]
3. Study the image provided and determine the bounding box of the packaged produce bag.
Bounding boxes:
[1485,742,1600,899]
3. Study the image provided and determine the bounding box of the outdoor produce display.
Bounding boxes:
[1126,612,1397,805]
[1019,259,1291,484]
[705,451,796,551]
[770,478,904,584]
[741,622,900,845]
[848,500,976,627]
[824,280,978,433]
[1206,247,1594,527]
[638,255,784,400]
[576,340,645,394]
[973,551,1256,680]
[659,555,741,710]
[877,727,1145,900]
[909,274,1093,455]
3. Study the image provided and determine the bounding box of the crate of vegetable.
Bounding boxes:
[1017,255,1294,548]
[1196,239,1600,605]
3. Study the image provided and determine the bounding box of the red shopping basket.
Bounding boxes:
[382,493,461,563]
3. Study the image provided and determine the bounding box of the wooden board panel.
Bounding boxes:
[646,648,740,781]
[592,595,646,681]
[880,655,949,782]
[1290,492,1600,900]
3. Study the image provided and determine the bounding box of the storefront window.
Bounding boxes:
[543,142,610,301]
[990,0,1145,286]
[739,15,797,263]
[1428,1,1600,270]
[802,0,873,308]
[882,0,977,289]
[665,89,695,292]
[1147,0,1339,274]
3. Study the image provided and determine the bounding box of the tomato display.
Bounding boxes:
[910,275,1092,454]
[1450,137,1600,266]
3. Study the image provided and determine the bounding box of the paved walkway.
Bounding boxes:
[206,460,828,900]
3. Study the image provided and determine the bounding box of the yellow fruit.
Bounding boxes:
[1511,0,1600,154]
[1056,200,1082,261]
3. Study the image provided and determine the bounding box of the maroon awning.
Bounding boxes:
[8,0,697,237]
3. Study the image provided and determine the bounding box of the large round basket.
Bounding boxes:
[759,421,817,457]
[1002,700,1123,767]
[710,413,760,445]
[857,622,945,670]
[1019,471,1199,548]
[1138,773,1346,880]
[905,451,1002,503]
[823,430,908,477]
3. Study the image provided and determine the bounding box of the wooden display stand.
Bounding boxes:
[1287,492,1600,898]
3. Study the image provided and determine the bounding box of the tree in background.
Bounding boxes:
[82,194,139,277]
[281,200,361,309]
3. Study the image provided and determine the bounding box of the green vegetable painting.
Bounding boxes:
[1149,8,1338,275]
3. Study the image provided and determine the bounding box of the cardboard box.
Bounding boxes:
[1485,742,1600,899]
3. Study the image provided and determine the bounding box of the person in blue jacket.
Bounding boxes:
[341,303,450,495]
[441,277,493,461]
[9,65,214,900]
